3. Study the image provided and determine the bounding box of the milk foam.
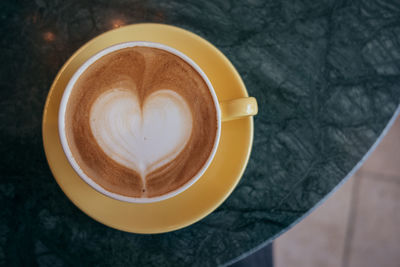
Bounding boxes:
[90,89,193,181]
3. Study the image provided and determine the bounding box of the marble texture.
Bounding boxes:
[273,114,400,267]
[1,0,400,266]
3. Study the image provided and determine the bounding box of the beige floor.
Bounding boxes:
[274,113,400,267]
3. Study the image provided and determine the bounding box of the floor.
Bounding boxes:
[274,113,400,267]
[231,244,273,267]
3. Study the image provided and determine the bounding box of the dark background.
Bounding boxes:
[1,0,400,266]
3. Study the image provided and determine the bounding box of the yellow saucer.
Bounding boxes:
[42,23,254,234]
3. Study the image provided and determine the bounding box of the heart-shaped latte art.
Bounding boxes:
[90,89,193,180]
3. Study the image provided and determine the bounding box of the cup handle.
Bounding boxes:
[219,97,258,122]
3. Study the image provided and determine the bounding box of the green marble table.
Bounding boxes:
[1,0,400,266]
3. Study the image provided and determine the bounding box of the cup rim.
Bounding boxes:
[58,41,221,203]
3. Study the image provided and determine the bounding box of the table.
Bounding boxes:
[1,0,399,266]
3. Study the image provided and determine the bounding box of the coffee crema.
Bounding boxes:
[64,46,218,198]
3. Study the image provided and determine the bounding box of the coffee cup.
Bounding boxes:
[59,41,257,203]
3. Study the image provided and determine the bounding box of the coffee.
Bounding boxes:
[64,46,218,198]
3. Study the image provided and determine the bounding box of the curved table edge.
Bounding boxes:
[223,104,400,267]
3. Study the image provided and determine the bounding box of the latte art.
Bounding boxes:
[64,46,218,198]
[90,89,192,181]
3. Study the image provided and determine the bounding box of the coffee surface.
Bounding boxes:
[65,46,218,198]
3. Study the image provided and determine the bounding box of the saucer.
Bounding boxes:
[42,23,254,234]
